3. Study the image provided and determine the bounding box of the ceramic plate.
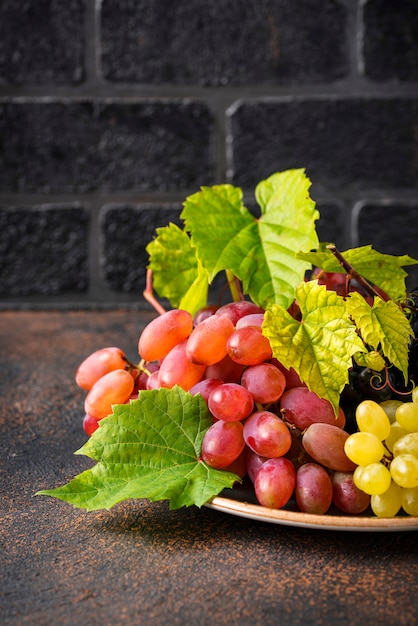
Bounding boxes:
[205,486,418,532]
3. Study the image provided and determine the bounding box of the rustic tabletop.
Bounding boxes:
[1,310,417,626]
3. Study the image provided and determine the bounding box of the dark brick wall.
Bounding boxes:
[0,0,417,308]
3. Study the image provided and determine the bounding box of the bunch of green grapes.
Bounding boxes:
[344,391,418,517]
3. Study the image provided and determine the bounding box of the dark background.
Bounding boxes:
[0,0,417,308]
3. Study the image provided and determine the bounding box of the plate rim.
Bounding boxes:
[206,495,418,532]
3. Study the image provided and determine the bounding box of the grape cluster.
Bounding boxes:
[74,288,418,518]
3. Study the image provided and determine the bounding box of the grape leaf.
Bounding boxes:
[262,280,366,414]
[181,169,319,310]
[146,223,208,314]
[37,387,239,511]
[346,292,413,383]
[297,245,418,301]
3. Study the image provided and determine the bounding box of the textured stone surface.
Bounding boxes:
[0,205,88,296]
[0,101,215,192]
[100,204,183,292]
[100,0,348,85]
[1,310,417,626]
[362,0,418,82]
[228,97,418,189]
[356,201,418,288]
[0,0,85,85]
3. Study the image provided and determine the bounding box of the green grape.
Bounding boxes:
[395,402,418,433]
[353,465,365,489]
[344,431,384,466]
[354,462,391,495]
[355,400,391,440]
[384,421,410,453]
[390,454,418,488]
[393,432,418,458]
[412,387,418,404]
[380,399,403,424]
[370,481,402,518]
[401,486,418,516]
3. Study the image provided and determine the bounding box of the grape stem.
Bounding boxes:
[225,269,243,302]
[327,245,390,302]
[143,269,167,315]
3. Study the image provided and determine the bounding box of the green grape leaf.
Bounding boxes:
[353,350,386,372]
[262,280,366,414]
[37,387,239,511]
[346,292,413,384]
[297,245,418,301]
[146,223,208,314]
[181,169,319,310]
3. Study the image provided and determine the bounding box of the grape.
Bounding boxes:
[138,309,193,362]
[83,413,99,436]
[226,326,272,366]
[370,481,403,518]
[189,378,223,403]
[246,450,268,483]
[385,421,410,453]
[201,420,245,469]
[380,399,404,424]
[204,354,246,383]
[193,305,218,325]
[355,400,391,440]
[222,447,249,480]
[392,432,418,458]
[344,431,385,466]
[390,454,418,488]
[235,313,264,329]
[401,486,418,516]
[254,458,296,509]
[331,472,371,514]
[76,347,127,390]
[240,363,286,404]
[280,387,346,430]
[243,411,292,458]
[272,359,306,389]
[158,340,206,391]
[395,402,418,433]
[215,301,264,325]
[208,383,254,422]
[302,423,356,472]
[412,387,418,404]
[135,362,159,391]
[84,369,135,420]
[353,462,392,495]
[146,370,161,390]
[186,314,234,366]
[295,463,333,515]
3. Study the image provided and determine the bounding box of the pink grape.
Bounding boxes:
[84,369,135,420]
[215,301,264,325]
[204,354,246,383]
[193,305,218,325]
[227,326,272,365]
[302,423,356,472]
[201,420,245,469]
[280,387,346,429]
[295,463,333,514]
[243,411,292,458]
[331,472,371,514]
[272,359,306,389]
[208,383,254,422]
[76,347,128,390]
[82,413,100,436]
[241,362,286,404]
[189,378,223,402]
[247,450,268,483]
[158,340,206,391]
[138,309,193,362]
[186,314,235,366]
[254,458,296,509]
[146,370,161,390]
[222,447,249,479]
[235,313,265,329]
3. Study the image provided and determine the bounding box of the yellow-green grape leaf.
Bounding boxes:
[297,245,418,301]
[181,169,319,310]
[346,292,413,384]
[262,280,366,414]
[37,387,240,511]
[146,222,208,314]
[353,350,386,372]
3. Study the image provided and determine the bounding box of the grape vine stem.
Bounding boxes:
[327,245,390,302]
